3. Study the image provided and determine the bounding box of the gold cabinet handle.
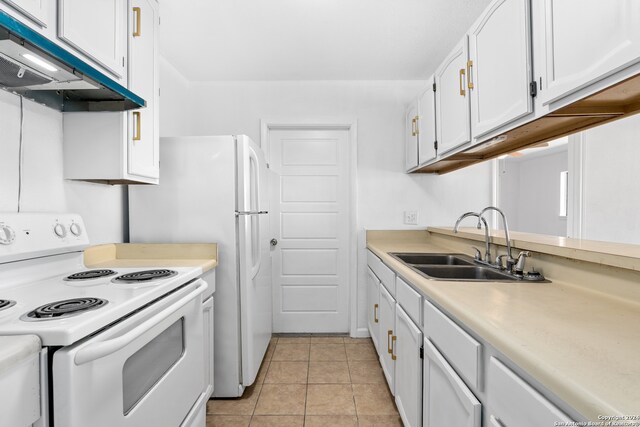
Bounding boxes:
[374,304,379,323]
[411,117,416,136]
[467,60,474,90]
[387,330,393,354]
[391,335,397,361]
[414,115,419,136]
[133,111,141,141]
[459,68,466,96]
[133,7,141,37]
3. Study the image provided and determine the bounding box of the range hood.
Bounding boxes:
[0,10,145,111]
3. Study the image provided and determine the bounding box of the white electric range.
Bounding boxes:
[0,213,209,427]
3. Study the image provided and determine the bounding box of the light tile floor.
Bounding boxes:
[207,335,403,427]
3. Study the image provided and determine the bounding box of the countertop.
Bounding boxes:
[0,335,41,377]
[84,243,218,272]
[367,230,640,422]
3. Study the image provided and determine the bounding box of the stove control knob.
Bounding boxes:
[0,225,15,245]
[53,223,67,238]
[70,223,82,237]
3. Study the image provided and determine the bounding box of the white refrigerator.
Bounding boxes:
[129,135,272,397]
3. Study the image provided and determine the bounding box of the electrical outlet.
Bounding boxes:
[404,211,418,225]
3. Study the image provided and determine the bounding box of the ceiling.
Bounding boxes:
[159,0,493,81]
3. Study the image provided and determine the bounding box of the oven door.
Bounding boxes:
[52,279,206,427]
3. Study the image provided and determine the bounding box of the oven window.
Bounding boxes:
[122,318,185,414]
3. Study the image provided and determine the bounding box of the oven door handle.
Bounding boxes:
[74,279,207,366]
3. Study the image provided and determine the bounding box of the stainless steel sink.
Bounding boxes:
[389,253,474,266]
[414,265,519,282]
[388,252,525,282]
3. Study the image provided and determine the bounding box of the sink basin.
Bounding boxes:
[414,265,518,282]
[390,253,474,266]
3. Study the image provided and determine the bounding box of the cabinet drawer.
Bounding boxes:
[396,277,422,326]
[487,357,573,427]
[423,299,481,390]
[366,250,396,296]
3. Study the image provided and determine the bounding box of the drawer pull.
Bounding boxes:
[467,60,474,90]
[459,68,466,96]
[374,304,379,323]
[133,7,141,37]
[133,111,141,141]
[391,335,397,361]
[387,329,393,354]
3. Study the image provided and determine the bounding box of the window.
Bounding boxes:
[559,171,568,217]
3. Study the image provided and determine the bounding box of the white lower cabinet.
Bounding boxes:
[366,267,381,353]
[366,250,580,426]
[203,295,214,398]
[378,284,396,394]
[423,338,481,427]
[394,305,422,427]
[487,357,573,427]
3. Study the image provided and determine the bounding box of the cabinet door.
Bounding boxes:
[418,78,437,164]
[469,0,532,138]
[487,357,573,427]
[58,0,126,78]
[379,285,396,394]
[203,296,214,398]
[366,268,381,354]
[127,0,159,179]
[538,0,640,105]
[435,36,471,154]
[394,306,422,427]
[423,338,481,427]
[405,100,419,171]
[1,0,49,27]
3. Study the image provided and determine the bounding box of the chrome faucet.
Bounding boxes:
[479,206,515,272]
[453,212,491,264]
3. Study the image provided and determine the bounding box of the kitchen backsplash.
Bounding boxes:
[0,89,126,244]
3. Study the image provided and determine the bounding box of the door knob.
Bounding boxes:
[270,238,278,246]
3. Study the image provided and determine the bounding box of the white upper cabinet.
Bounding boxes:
[63,0,159,184]
[57,0,126,79]
[468,0,533,138]
[394,306,422,427]
[435,36,471,155]
[127,0,159,179]
[418,78,437,164]
[537,0,640,106]
[405,99,419,171]
[1,0,49,27]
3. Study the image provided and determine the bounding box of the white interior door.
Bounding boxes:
[269,128,350,333]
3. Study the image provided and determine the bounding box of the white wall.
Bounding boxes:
[580,114,640,244]
[499,147,568,236]
[159,56,193,136]
[0,90,126,244]
[156,73,494,334]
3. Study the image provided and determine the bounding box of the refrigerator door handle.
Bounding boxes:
[248,144,262,277]
[235,211,269,216]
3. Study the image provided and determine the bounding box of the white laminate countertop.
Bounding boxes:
[0,335,41,377]
[367,230,640,422]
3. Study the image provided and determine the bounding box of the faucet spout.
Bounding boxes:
[453,212,491,263]
[479,206,514,271]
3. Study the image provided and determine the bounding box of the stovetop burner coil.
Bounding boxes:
[25,297,108,320]
[112,269,178,284]
[64,269,118,281]
[0,299,16,312]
